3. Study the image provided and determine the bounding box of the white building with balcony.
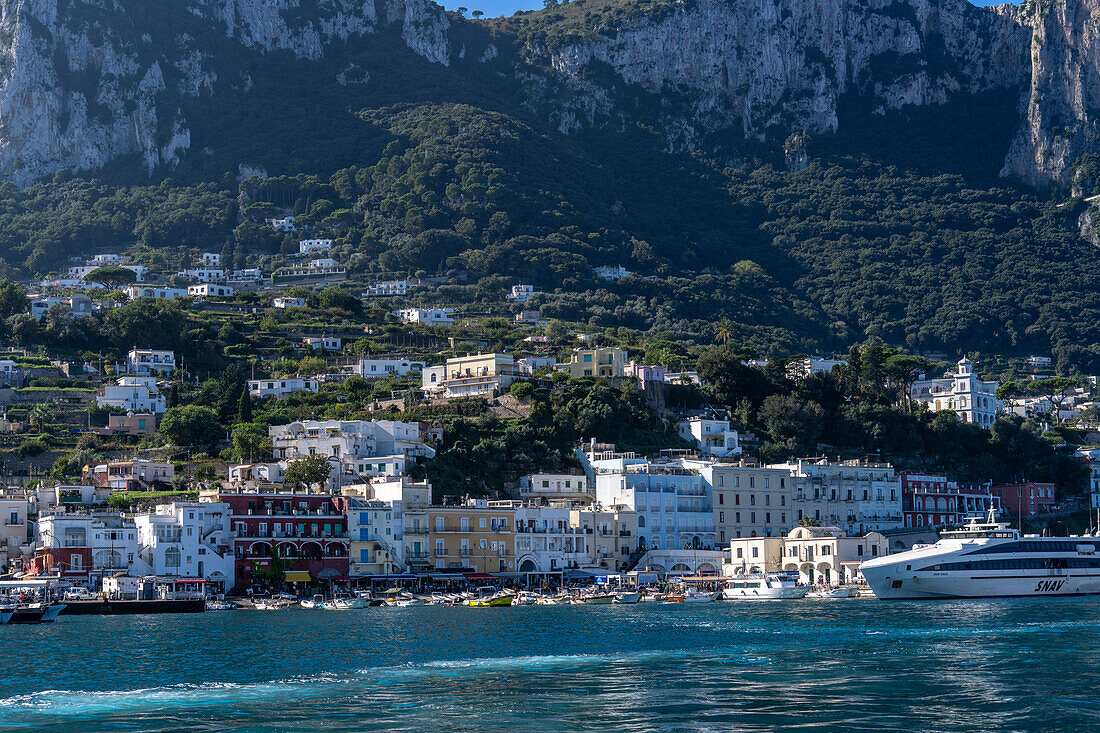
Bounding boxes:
[303,336,341,351]
[396,307,454,325]
[201,253,221,267]
[36,513,146,584]
[421,353,518,398]
[299,239,333,255]
[345,497,401,576]
[134,502,234,591]
[594,265,630,281]
[179,268,225,283]
[517,473,591,502]
[351,357,426,379]
[97,376,167,414]
[126,349,176,376]
[354,478,432,571]
[248,377,320,399]
[188,283,234,298]
[124,286,189,300]
[507,284,541,303]
[727,525,889,586]
[594,462,715,553]
[769,459,903,535]
[365,280,408,296]
[678,416,740,458]
[273,297,306,309]
[268,420,433,488]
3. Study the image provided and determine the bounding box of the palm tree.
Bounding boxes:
[712,319,733,345]
[28,403,53,434]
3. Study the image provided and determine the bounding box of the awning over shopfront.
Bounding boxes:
[364,574,417,582]
[284,571,312,582]
[564,569,596,580]
[316,568,341,579]
[463,573,496,582]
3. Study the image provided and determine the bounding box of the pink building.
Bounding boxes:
[991,482,1056,518]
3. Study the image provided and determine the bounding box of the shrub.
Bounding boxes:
[16,439,47,457]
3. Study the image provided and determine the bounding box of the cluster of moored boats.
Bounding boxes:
[215,574,865,611]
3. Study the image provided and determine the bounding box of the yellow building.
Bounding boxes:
[557,347,628,379]
[428,500,515,574]
[422,353,518,398]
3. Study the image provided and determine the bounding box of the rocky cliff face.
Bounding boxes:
[6,0,1100,187]
[541,0,1030,141]
[1000,0,1100,186]
[0,0,451,185]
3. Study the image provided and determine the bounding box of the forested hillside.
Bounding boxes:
[2,0,1100,370]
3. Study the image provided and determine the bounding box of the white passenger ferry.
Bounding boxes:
[860,509,1100,599]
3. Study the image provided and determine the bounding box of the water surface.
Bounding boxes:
[1,598,1096,731]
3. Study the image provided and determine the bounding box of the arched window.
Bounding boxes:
[164,547,181,568]
[638,516,646,528]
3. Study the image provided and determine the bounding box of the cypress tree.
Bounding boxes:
[238,388,252,423]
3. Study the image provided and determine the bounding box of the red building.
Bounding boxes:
[991,482,1057,518]
[899,473,998,527]
[220,489,349,592]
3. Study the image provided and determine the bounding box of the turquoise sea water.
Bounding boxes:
[1,597,1098,732]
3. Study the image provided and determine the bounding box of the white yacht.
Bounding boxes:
[723,572,809,600]
[861,509,1100,599]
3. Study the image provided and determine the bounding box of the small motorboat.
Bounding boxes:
[614,591,642,604]
[330,594,371,609]
[393,597,426,607]
[1,602,65,624]
[806,587,855,599]
[536,594,571,605]
[467,589,514,607]
[254,594,296,610]
[206,599,239,611]
[511,592,539,606]
[681,589,721,603]
[299,594,327,609]
[575,594,615,605]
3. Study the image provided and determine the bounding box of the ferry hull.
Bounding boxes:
[862,561,1100,599]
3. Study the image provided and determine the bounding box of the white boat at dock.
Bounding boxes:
[723,572,810,600]
[299,595,328,609]
[805,587,856,599]
[330,594,371,609]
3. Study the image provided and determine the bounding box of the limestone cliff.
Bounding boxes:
[536,0,1030,141]
[7,0,1100,187]
[0,0,451,185]
[1000,0,1100,186]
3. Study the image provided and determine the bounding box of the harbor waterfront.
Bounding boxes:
[2,599,1100,732]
